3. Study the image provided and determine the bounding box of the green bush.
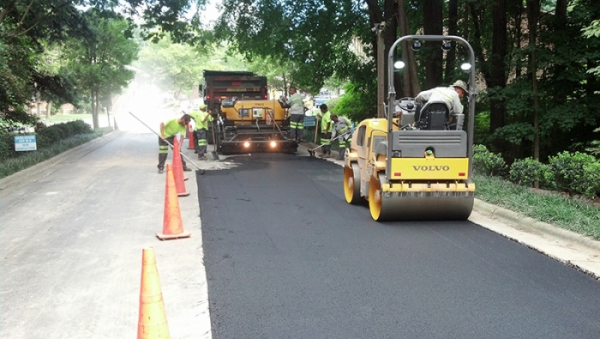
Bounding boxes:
[37,127,62,147]
[472,144,507,177]
[548,151,600,199]
[0,132,103,179]
[70,120,92,134]
[587,127,600,157]
[509,157,553,188]
[0,120,94,161]
[473,112,490,145]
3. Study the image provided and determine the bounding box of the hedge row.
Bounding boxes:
[473,145,600,199]
[0,121,92,161]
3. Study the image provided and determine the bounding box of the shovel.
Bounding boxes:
[313,117,319,144]
[129,112,205,175]
[210,120,219,160]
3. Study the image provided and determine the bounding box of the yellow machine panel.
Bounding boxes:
[221,100,287,124]
[216,99,298,154]
[389,158,470,180]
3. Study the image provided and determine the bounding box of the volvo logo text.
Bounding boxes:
[413,165,450,171]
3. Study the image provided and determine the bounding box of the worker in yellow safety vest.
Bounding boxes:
[316,104,333,158]
[331,114,353,160]
[189,104,213,160]
[282,86,306,142]
[158,114,192,173]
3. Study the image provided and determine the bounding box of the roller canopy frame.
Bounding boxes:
[386,35,477,181]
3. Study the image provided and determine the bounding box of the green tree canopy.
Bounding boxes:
[0,0,209,124]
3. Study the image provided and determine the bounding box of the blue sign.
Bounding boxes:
[304,116,316,127]
[14,135,37,151]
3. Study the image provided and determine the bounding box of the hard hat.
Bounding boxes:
[199,103,207,109]
[452,80,468,93]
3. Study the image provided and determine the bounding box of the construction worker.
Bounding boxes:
[283,86,306,142]
[331,114,352,160]
[189,104,213,160]
[415,79,467,115]
[316,104,333,158]
[158,114,192,174]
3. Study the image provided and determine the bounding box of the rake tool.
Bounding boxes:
[129,112,206,175]
[307,130,352,158]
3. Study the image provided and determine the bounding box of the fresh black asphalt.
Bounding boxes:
[197,153,600,339]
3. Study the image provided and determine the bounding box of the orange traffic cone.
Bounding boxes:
[171,139,190,195]
[187,124,195,150]
[156,164,191,240]
[173,136,188,181]
[137,247,171,338]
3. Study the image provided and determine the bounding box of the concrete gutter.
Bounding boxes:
[470,199,600,280]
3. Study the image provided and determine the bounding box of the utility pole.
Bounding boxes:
[374,22,386,118]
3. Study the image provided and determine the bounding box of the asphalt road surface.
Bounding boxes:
[198,153,600,339]
[1,128,599,338]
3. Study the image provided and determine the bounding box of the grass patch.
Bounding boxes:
[474,174,600,240]
[0,131,105,179]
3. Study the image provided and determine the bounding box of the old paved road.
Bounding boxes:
[1,128,599,338]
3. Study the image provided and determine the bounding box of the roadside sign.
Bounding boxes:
[304,116,316,127]
[14,135,37,151]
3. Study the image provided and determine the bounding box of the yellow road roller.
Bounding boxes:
[344,35,477,221]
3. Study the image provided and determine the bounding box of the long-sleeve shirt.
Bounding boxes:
[286,93,305,115]
[415,86,463,115]
[333,116,352,138]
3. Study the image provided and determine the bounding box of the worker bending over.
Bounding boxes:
[158,114,192,173]
[415,80,468,130]
[331,114,352,160]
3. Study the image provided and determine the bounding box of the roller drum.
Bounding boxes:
[369,176,474,221]
[344,164,362,204]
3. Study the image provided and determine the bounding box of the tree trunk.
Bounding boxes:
[92,90,99,129]
[512,1,524,80]
[469,0,509,153]
[376,25,386,118]
[382,0,398,100]
[46,102,52,119]
[36,90,41,117]
[488,0,508,134]
[444,0,459,82]
[462,2,469,38]
[527,0,540,164]
[555,0,567,25]
[365,0,396,105]
[422,0,443,89]
[397,0,420,96]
